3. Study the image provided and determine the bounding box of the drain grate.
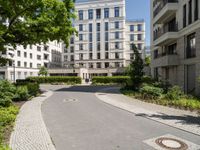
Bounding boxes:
[155,137,188,150]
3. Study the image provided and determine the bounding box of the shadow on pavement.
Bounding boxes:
[135,113,200,127]
[55,85,120,94]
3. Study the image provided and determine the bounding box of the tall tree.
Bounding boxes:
[0,0,76,65]
[128,43,144,90]
[38,66,48,76]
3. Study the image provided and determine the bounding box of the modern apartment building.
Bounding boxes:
[55,0,145,79]
[0,41,63,81]
[151,0,200,95]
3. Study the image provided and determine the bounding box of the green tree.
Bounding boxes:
[145,56,151,66]
[128,43,144,90]
[38,66,48,76]
[0,0,76,66]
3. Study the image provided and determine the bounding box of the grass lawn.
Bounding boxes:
[121,89,200,111]
[0,105,19,150]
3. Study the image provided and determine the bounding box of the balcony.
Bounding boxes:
[154,23,178,46]
[152,53,179,67]
[153,0,178,24]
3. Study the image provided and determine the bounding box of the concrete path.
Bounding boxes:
[96,87,200,136]
[10,90,55,150]
[42,85,200,150]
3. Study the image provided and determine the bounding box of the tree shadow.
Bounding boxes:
[135,113,200,127]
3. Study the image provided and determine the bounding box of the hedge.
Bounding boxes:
[26,76,82,84]
[92,76,130,85]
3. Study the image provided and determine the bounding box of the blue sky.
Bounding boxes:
[76,0,150,46]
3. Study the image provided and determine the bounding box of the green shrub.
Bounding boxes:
[13,86,29,101]
[142,76,155,84]
[92,76,130,85]
[26,76,81,84]
[0,80,16,107]
[140,84,164,100]
[165,86,184,100]
[27,83,40,97]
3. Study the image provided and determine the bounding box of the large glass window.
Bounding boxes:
[130,34,134,41]
[79,34,83,41]
[186,33,196,58]
[115,42,119,49]
[115,21,119,29]
[89,43,93,51]
[79,10,83,20]
[97,43,101,51]
[105,32,109,41]
[97,33,100,41]
[89,33,93,42]
[88,9,93,20]
[115,32,119,39]
[79,24,83,31]
[183,4,187,28]
[97,23,101,31]
[89,23,92,32]
[130,25,134,31]
[79,44,83,50]
[105,22,109,31]
[105,42,109,51]
[194,0,199,21]
[138,34,142,41]
[188,0,192,25]
[104,8,109,18]
[96,9,101,19]
[137,24,142,31]
[114,7,120,17]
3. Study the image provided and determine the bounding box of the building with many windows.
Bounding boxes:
[54,0,145,79]
[0,41,63,81]
[150,0,200,95]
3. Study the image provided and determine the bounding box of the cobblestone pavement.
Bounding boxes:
[10,91,55,150]
[96,87,200,136]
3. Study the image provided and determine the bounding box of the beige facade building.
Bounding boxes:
[151,0,200,95]
[56,0,145,79]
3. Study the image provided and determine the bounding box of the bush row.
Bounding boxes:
[92,76,130,85]
[25,76,82,84]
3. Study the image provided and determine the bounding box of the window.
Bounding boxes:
[30,53,32,59]
[37,55,41,60]
[154,49,159,59]
[115,32,119,39]
[79,54,83,60]
[105,32,109,41]
[138,34,142,41]
[97,33,100,41]
[17,51,21,57]
[89,53,93,59]
[186,33,196,58]
[105,52,109,59]
[105,22,109,31]
[194,0,199,21]
[70,46,74,53]
[89,23,92,32]
[79,24,83,31]
[183,4,187,28]
[70,38,74,44]
[79,34,83,41]
[89,43,93,51]
[114,7,120,17]
[97,43,101,51]
[130,34,134,41]
[88,9,93,20]
[115,42,119,49]
[105,42,109,51]
[138,44,142,50]
[188,0,192,25]
[97,62,101,68]
[96,9,101,19]
[104,8,109,18]
[115,21,119,29]
[24,52,27,58]
[79,44,83,50]
[17,61,21,67]
[70,55,74,61]
[167,43,177,54]
[29,45,32,49]
[79,10,83,20]
[64,56,68,61]
[44,54,48,60]
[37,46,41,51]
[138,24,142,31]
[89,33,93,42]
[105,62,109,68]
[30,63,32,68]
[96,23,101,31]
[89,63,93,68]
[24,62,27,68]
[130,25,134,31]
[115,53,119,59]
[97,53,101,59]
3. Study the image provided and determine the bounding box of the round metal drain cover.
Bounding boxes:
[155,137,188,150]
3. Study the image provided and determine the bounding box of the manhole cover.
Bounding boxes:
[63,98,78,102]
[155,137,188,150]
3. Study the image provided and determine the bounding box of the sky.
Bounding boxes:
[76,0,151,46]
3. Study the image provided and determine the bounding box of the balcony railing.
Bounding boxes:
[153,0,178,18]
[154,23,178,41]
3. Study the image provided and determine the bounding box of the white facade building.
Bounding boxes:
[0,41,63,81]
[58,0,145,79]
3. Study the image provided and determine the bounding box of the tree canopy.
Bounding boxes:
[0,0,76,65]
[38,66,48,76]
